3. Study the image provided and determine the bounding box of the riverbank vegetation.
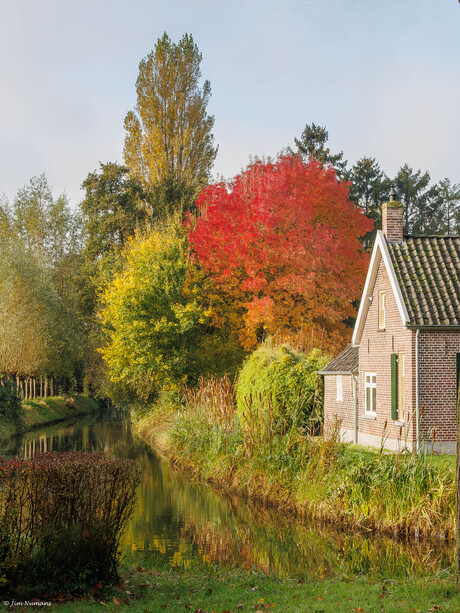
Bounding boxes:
[0,381,98,441]
[21,394,99,430]
[134,363,455,540]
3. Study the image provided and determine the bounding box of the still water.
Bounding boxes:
[3,411,454,579]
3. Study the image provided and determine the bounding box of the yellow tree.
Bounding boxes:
[123,33,217,215]
[98,226,210,399]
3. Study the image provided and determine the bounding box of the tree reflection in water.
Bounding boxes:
[6,411,453,579]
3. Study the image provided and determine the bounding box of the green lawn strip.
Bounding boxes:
[44,568,460,612]
[345,444,456,470]
[0,394,99,446]
[21,394,99,429]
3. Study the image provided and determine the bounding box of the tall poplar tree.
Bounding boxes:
[123,33,218,215]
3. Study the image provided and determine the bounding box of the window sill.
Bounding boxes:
[364,413,377,420]
[394,421,405,426]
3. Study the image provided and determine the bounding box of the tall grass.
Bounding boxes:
[170,376,455,539]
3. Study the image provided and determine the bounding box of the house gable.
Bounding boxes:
[352,231,409,346]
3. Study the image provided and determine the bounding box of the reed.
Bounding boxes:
[170,375,456,539]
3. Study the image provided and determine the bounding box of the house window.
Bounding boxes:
[336,375,343,401]
[378,291,386,330]
[365,373,377,414]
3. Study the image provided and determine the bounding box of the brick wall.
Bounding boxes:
[419,331,460,444]
[357,257,416,448]
[324,373,355,439]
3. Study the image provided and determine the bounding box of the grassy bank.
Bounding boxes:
[0,394,99,441]
[43,565,460,612]
[134,388,455,540]
[21,394,99,429]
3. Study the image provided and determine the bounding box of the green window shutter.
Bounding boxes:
[457,353,460,401]
[391,353,398,420]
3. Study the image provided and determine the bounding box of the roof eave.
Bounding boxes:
[319,370,358,376]
[407,324,460,330]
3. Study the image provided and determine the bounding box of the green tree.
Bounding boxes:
[12,174,53,259]
[347,157,391,247]
[81,162,149,263]
[393,164,440,234]
[0,176,87,392]
[294,123,347,177]
[436,178,460,235]
[235,343,330,433]
[0,234,52,378]
[123,33,217,215]
[347,157,390,217]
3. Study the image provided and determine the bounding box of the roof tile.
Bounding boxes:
[388,236,460,326]
[319,345,358,374]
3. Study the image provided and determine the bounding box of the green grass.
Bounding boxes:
[0,394,99,444]
[38,566,460,612]
[21,394,99,429]
[345,443,456,470]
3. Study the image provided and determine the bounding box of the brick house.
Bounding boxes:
[320,194,460,453]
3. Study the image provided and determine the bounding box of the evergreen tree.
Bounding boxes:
[436,178,460,235]
[394,164,439,234]
[347,157,391,247]
[294,123,347,178]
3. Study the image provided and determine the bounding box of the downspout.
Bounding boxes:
[352,373,358,444]
[416,328,420,453]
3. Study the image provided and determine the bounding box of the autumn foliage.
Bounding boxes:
[188,156,373,350]
[0,452,140,594]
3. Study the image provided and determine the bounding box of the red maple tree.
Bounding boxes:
[188,155,373,350]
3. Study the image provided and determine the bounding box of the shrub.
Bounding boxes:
[0,378,23,432]
[235,343,330,433]
[0,452,140,595]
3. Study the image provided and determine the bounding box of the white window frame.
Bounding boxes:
[336,375,343,402]
[378,291,386,330]
[365,372,377,415]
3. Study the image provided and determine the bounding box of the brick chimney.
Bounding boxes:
[382,187,403,242]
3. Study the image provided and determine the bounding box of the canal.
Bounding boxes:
[3,410,454,579]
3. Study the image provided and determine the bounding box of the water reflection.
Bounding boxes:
[1,413,454,579]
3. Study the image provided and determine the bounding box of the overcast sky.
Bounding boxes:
[0,0,459,207]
